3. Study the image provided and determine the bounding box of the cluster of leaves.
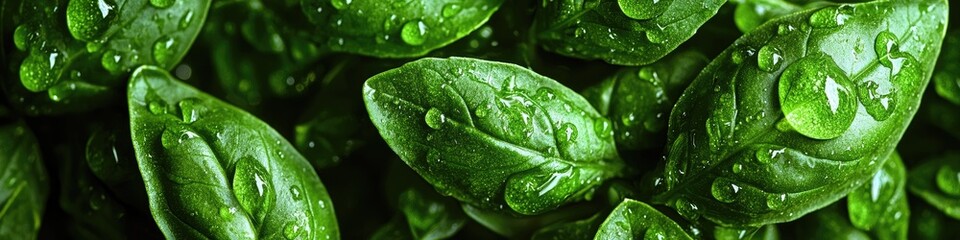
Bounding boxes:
[1,0,959,239]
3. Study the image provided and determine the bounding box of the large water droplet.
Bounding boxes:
[101,50,123,74]
[401,20,428,46]
[755,147,786,164]
[67,0,118,41]
[936,164,960,197]
[442,3,462,18]
[290,185,304,201]
[809,5,851,29]
[20,51,63,92]
[711,178,740,203]
[178,99,201,123]
[331,0,351,10]
[757,45,783,72]
[875,31,900,68]
[674,198,700,220]
[618,0,673,20]
[425,108,446,130]
[179,10,195,29]
[594,118,613,139]
[856,81,895,121]
[557,123,578,144]
[284,221,304,239]
[150,0,175,8]
[778,54,856,139]
[766,194,787,210]
[233,156,272,220]
[153,37,176,65]
[13,25,30,51]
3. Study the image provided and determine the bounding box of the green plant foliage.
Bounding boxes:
[656,0,947,227]
[127,66,339,239]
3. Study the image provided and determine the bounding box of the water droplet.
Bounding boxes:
[755,147,786,164]
[777,24,795,35]
[674,198,700,220]
[442,3,462,18]
[766,194,787,210]
[425,108,446,130]
[13,25,29,50]
[757,45,783,72]
[557,123,578,144]
[856,81,895,121]
[20,51,63,92]
[67,0,118,41]
[178,99,201,123]
[284,221,303,239]
[290,185,304,201]
[475,104,491,118]
[778,54,856,139]
[179,10,195,29]
[331,0,350,10]
[645,30,666,44]
[809,5,851,28]
[535,87,557,101]
[732,163,743,173]
[618,0,673,20]
[594,118,613,139]
[711,178,740,203]
[874,31,900,67]
[233,156,272,218]
[152,37,176,65]
[731,46,755,65]
[401,20,428,46]
[150,0,175,8]
[936,164,960,197]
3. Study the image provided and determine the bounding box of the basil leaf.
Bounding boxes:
[0,121,48,239]
[530,213,604,240]
[301,0,504,58]
[127,66,339,239]
[909,153,960,220]
[657,0,947,226]
[535,0,724,65]
[6,0,209,115]
[848,152,909,240]
[363,57,625,215]
[594,199,692,240]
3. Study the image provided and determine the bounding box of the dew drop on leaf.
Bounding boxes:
[766,193,787,210]
[442,3,462,18]
[331,0,350,10]
[13,24,29,50]
[424,108,446,130]
[557,123,578,145]
[875,31,900,67]
[778,54,856,140]
[856,80,896,121]
[66,0,118,41]
[150,0,175,8]
[757,45,783,72]
[674,198,700,221]
[710,178,740,203]
[20,51,62,92]
[153,36,177,66]
[401,20,428,46]
[809,5,851,29]
[617,0,673,20]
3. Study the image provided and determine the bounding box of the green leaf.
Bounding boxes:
[400,189,467,240]
[732,0,803,33]
[656,0,947,226]
[847,152,909,240]
[127,66,339,239]
[85,122,151,212]
[0,121,48,239]
[363,57,625,215]
[594,199,692,240]
[909,198,960,239]
[534,0,724,66]
[6,0,209,115]
[462,203,597,239]
[908,153,960,220]
[934,29,960,105]
[581,50,708,150]
[301,0,504,58]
